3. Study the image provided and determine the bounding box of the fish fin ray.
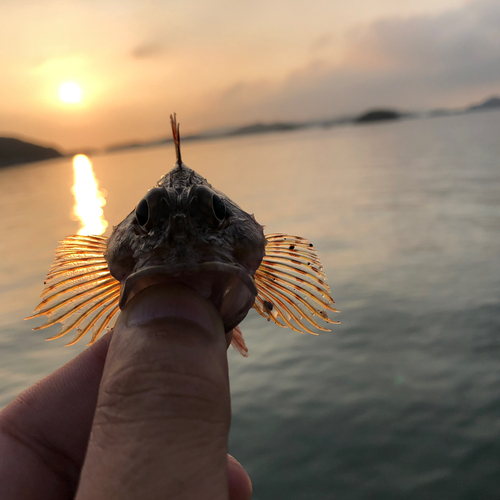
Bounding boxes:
[254,234,338,335]
[27,235,121,345]
[230,326,249,357]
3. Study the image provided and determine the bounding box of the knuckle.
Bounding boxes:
[93,360,229,430]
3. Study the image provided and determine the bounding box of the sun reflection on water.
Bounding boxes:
[71,154,108,235]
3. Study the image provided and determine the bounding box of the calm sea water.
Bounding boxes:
[1,112,499,499]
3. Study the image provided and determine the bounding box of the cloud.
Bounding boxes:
[309,33,338,53]
[209,0,500,123]
[347,0,500,83]
[130,42,165,59]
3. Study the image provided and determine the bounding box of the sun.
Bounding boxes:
[59,82,82,103]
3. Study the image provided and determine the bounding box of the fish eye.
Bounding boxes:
[212,194,226,221]
[134,188,166,231]
[135,198,150,228]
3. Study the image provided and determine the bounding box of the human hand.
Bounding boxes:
[0,284,252,499]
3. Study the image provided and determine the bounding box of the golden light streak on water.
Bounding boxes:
[71,155,108,235]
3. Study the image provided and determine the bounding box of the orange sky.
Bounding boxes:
[1,0,499,151]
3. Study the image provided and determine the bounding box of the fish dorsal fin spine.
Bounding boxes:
[170,113,182,168]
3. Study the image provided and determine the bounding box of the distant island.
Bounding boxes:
[228,122,303,135]
[104,95,499,153]
[428,95,500,118]
[0,137,63,167]
[467,96,500,112]
[2,94,500,165]
[105,121,306,153]
[355,109,401,124]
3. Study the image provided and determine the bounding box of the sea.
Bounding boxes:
[0,111,499,499]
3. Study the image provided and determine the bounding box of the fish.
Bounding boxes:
[26,115,339,357]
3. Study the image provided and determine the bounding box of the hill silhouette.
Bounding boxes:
[0,137,63,167]
[355,110,401,124]
[467,96,500,112]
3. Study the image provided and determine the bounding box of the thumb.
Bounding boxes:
[76,284,231,500]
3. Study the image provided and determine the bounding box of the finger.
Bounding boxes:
[76,284,232,500]
[0,333,112,500]
[0,298,250,500]
[228,455,253,500]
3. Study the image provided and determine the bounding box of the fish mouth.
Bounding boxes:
[119,262,258,333]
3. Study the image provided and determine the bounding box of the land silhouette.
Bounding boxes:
[1,95,499,167]
[0,137,62,167]
[355,109,402,123]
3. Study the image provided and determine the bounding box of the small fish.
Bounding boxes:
[26,115,339,357]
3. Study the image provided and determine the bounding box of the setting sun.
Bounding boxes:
[59,82,81,103]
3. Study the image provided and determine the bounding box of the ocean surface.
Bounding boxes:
[1,112,499,499]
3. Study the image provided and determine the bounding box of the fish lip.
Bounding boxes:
[119,262,258,333]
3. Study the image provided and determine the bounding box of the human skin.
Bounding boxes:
[0,284,252,500]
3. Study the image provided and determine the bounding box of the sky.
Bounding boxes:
[1,0,500,151]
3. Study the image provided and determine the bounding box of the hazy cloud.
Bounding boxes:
[309,33,337,52]
[211,0,500,124]
[130,42,165,59]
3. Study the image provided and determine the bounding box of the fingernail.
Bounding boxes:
[122,283,221,333]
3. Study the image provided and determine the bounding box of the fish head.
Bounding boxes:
[105,162,267,332]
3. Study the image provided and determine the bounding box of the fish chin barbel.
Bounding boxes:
[26,115,339,357]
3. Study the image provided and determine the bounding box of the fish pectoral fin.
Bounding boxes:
[230,325,249,357]
[25,234,121,346]
[253,233,340,335]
